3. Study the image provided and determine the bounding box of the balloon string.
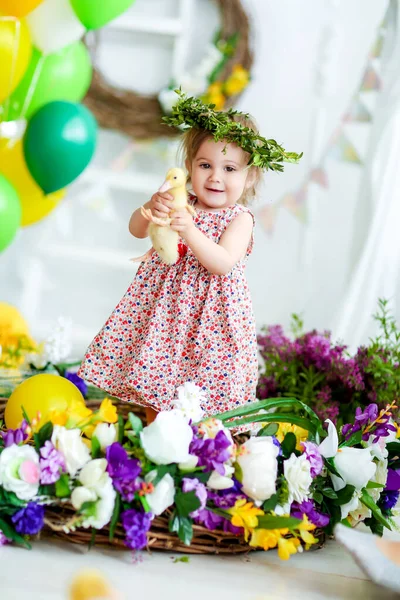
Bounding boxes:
[19,54,45,120]
[1,16,21,124]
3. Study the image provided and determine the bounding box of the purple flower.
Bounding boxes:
[194,508,242,535]
[291,500,330,528]
[207,479,245,509]
[342,404,397,442]
[385,469,400,491]
[11,502,44,535]
[39,441,66,484]
[64,371,87,397]
[301,441,323,478]
[189,430,231,475]
[380,490,399,511]
[1,420,29,447]
[182,478,207,518]
[0,531,9,546]
[106,443,141,502]
[121,509,152,550]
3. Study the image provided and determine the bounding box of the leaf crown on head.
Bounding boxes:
[162,90,303,172]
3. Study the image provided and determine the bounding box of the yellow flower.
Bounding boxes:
[277,536,301,560]
[97,398,118,424]
[227,499,264,541]
[202,82,226,111]
[276,423,309,451]
[250,527,288,551]
[297,515,318,548]
[224,65,250,97]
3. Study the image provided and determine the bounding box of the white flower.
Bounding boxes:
[207,465,235,490]
[367,421,397,460]
[0,445,40,500]
[340,491,362,520]
[43,316,72,364]
[178,455,199,471]
[51,426,91,477]
[369,458,388,504]
[140,410,193,465]
[145,472,175,516]
[236,437,279,502]
[72,458,116,529]
[93,423,117,450]
[319,420,376,491]
[173,382,206,423]
[284,453,313,504]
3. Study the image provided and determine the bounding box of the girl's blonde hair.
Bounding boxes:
[179,113,262,206]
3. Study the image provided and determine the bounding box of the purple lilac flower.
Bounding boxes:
[39,441,66,484]
[121,509,152,550]
[291,500,330,528]
[0,531,9,546]
[11,502,44,535]
[257,375,278,400]
[189,430,231,475]
[207,478,245,509]
[1,420,30,447]
[194,508,243,535]
[64,371,87,397]
[301,441,323,478]
[106,443,141,502]
[380,490,399,511]
[342,404,397,442]
[182,478,207,518]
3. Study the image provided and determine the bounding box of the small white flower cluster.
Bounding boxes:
[25,316,73,369]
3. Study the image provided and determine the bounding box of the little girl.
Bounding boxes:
[78,93,301,422]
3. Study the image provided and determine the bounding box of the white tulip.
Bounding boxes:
[51,426,91,477]
[236,437,279,502]
[145,472,175,516]
[93,423,117,450]
[140,410,193,465]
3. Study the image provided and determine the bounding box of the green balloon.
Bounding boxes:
[4,42,92,121]
[23,101,97,194]
[0,175,21,253]
[70,0,136,29]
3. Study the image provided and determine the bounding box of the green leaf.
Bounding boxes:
[175,491,201,518]
[281,432,297,458]
[387,442,400,455]
[1,489,26,508]
[361,489,392,530]
[37,421,53,446]
[173,556,190,563]
[325,458,342,478]
[313,491,323,504]
[222,412,317,436]
[21,405,31,426]
[321,488,338,500]
[109,493,121,542]
[89,528,96,550]
[262,493,278,512]
[118,414,124,444]
[333,485,356,506]
[55,473,71,498]
[257,422,279,437]
[169,512,193,545]
[91,435,101,459]
[256,515,302,530]
[152,464,177,486]
[366,481,385,490]
[339,429,363,448]
[128,412,143,434]
[0,518,31,549]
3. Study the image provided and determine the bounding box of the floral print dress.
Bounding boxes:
[78,201,259,416]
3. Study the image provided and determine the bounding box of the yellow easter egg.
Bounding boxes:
[5,373,85,429]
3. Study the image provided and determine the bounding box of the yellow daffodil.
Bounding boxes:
[276,423,309,451]
[97,398,118,424]
[250,527,289,551]
[297,516,318,548]
[227,498,264,541]
[224,64,250,96]
[277,536,301,560]
[203,82,226,111]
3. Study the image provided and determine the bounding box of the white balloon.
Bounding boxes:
[26,0,85,55]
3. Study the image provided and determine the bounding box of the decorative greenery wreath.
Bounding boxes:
[83,0,253,139]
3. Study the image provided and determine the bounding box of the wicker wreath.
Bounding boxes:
[83,0,253,139]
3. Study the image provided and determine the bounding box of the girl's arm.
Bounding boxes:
[129,192,173,239]
[128,201,151,239]
[175,211,253,275]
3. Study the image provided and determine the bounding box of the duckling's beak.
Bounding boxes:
[158,179,173,192]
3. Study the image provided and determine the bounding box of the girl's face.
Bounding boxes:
[188,138,253,211]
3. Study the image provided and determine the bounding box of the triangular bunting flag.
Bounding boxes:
[326,131,362,164]
[310,167,329,188]
[343,98,372,123]
[369,33,385,59]
[258,204,278,234]
[360,65,381,91]
[282,188,307,222]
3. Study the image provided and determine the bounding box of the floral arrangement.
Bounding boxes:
[1,381,399,559]
[158,33,250,115]
[257,299,400,425]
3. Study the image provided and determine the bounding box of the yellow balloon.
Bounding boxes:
[0,139,64,226]
[0,0,44,18]
[5,373,86,429]
[0,17,32,102]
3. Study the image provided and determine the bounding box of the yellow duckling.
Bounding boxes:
[139,167,196,265]
[69,569,121,600]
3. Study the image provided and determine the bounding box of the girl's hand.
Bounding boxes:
[170,210,195,238]
[149,191,173,219]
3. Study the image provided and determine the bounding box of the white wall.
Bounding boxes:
[0,0,395,355]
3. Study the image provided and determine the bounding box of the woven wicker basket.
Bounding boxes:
[0,396,325,555]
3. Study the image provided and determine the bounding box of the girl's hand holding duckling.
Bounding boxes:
[149,191,173,220]
[170,210,195,237]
